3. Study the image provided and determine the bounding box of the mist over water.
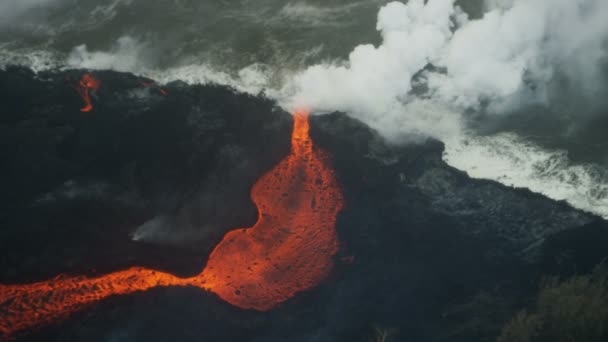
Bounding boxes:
[0,0,388,73]
[1,0,607,218]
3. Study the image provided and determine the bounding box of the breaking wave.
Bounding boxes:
[443,131,608,219]
[0,44,277,95]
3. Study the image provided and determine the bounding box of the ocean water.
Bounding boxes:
[0,0,389,73]
[1,0,607,219]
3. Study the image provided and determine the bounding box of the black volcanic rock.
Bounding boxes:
[0,67,606,342]
[0,66,292,281]
[307,113,597,342]
[311,113,592,257]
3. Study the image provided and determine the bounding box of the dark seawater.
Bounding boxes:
[1,0,391,71]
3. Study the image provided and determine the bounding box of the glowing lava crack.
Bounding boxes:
[0,111,343,339]
[74,73,100,112]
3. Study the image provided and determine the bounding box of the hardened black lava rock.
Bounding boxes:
[0,66,292,281]
[0,66,606,342]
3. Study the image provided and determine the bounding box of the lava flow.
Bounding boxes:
[74,73,100,112]
[0,111,343,339]
[140,80,168,95]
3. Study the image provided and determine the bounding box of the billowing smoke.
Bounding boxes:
[282,0,608,141]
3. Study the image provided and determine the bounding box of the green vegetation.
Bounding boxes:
[498,265,608,342]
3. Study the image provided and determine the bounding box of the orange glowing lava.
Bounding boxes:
[201,111,343,310]
[74,73,100,112]
[0,111,343,339]
[140,80,168,95]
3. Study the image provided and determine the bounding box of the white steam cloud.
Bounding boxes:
[67,36,146,73]
[280,0,608,218]
[282,0,608,141]
[283,0,459,140]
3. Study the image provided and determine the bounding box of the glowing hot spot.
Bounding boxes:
[74,73,100,112]
[0,112,343,339]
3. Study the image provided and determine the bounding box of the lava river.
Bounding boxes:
[0,111,343,339]
[74,73,100,112]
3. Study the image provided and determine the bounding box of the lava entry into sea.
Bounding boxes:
[73,73,100,112]
[0,111,343,340]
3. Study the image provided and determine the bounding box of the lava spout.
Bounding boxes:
[0,111,343,339]
[74,73,100,112]
[201,110,344,310]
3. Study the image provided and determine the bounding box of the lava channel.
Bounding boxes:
[0,111,343,339]
[74,73,100,112]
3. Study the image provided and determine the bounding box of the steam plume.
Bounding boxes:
[282,0,608,141]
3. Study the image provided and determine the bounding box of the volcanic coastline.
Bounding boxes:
[1,66,607,342]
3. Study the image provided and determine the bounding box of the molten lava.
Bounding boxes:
[0,111,343,339]
[140,80,167,96]
[74,73,100,112]
[201,111,343,310]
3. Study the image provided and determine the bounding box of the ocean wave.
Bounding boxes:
[0,47,62,72]
[273,1,364,27]
[443,131,608,219]
[0,46,278,95]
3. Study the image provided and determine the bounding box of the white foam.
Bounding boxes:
[150,63,273,95]
[443,132,608,219]
[0,42,277,97]
[0,47,62,72]
[274,1,365,27]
